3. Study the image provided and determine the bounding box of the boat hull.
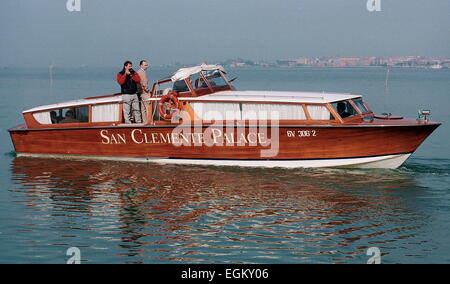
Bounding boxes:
[9,123,440,169]
[14,152,412,169]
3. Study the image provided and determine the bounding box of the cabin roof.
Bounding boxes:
[24,90,362,113]
[23,95,123,113]
[181,91,361,104]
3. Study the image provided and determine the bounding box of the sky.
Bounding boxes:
[0,0,449,67]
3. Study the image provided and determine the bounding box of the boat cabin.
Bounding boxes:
[21,64,374,129]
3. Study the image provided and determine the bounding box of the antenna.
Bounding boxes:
[49,62,54,86]
[383,65,390,112]
[384,65,390,90]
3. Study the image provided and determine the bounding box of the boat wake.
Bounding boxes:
[400,158,450,176]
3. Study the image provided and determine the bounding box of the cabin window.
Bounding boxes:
[330,100,358,119]
[202,70,228,88]
[242,103,306,120]
[306,105,332,120]
[92,104,119,122]
[190,102,241,121]
[47,106,89,124]
[190,102,308,121]
[352,98,369,113]
[33,112,52,124]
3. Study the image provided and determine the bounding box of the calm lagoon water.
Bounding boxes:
[0,67,449,263]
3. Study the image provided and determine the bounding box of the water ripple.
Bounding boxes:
[1,157,447,263]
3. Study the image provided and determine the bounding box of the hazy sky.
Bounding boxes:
[1,0,449,67]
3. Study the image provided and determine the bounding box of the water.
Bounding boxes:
[0,67,449,264]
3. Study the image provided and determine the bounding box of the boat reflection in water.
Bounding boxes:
[11,157,429,263]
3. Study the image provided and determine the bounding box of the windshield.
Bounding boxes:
[190,72,209,90]
[352,98,370,113]
[201,70,229,88]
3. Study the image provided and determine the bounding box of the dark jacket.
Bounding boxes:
[116,71,141,94]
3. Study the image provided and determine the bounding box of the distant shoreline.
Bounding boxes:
[224,65,449,70]
[1,65,449,70]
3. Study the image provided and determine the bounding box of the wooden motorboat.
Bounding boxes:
[8,64,441,168]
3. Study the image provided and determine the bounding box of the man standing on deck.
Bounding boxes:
[137,60,151,123]
[116,61,142,124]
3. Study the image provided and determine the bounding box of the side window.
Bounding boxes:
[190,102,241,121]
[50,106,89,124]
[306,105,332,120]
[33,111,52,124]
[74,106,89,122]
[92,104,119,122]
[331,100,358,119]
[242,104,307,120]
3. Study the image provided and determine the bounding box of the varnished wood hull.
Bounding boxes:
[9,122,440,169]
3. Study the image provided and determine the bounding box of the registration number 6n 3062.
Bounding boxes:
[286,130,317,138]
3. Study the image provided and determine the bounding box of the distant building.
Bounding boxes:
[220,56,449,69]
